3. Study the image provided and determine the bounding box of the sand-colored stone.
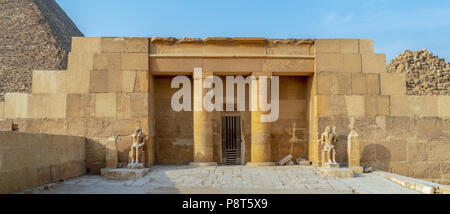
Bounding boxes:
[116,93,132,119]
[150,58,203,73]
[263,58,315,74]
[315,39,359,54]
[66,118,87,137]
[0,120,12,131]
[380,72,406,95]
[249,79,273,164]
[348,130,361,168]
[25,94,67,119]
[419,96,439,117]
[366,73,381,95]
[107,70,123,92]
[122,71,137,92]
[359,39,374,54]
[130,93,148,118]
[134,71,149,92]
[266,39,312,56]
[407,142,428,163]
[71,37,102,54]
[365,95,390,117]
[95,93,117,118]
[0,101,4,120]
[362,54,386,73]
[351,73,367,95]
[390,95,420,117]
[66,94,95,118]
[316,95,348,116]
[100,168,150,180]
[191,72,215,164]
[105,137,118,168]
[4,93,29,119]
[0,132,86,193]
[67,52,95,72]
[316,53,359,73]
[102,37,125,53]
[278,154,293,165]
[121,53,149,71]
[316,73,351,95]
[93,53,121,71]
[31,70,65,94]
[377,96,390,116]
[124,38,149,53]
[438,96,450,118]
[319,167,354,178]
[89,70,109,93]
[345,95,365,117]
[343,54,362,73]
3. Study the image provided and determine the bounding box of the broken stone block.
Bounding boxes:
[105,137,118,168]
[347,130,361,168]
[127,163,144,169]
[100,168,150,180]
[287,161,294,165]
[364,167,373,173]
[278,154,293,166]
[296,158,312,166]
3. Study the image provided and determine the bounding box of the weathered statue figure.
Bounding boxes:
[320,126,339,168]
[128,127,146,168]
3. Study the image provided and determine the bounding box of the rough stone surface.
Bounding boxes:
[296,158,312,166]
[0,0,83,101]
[319,167,354,178]
[386,49,450,95]
[100,168,150,180]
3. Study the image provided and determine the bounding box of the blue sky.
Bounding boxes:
[56,0,450,62]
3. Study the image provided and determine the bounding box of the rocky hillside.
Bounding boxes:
[387,49,450,95]
[0,0,83,101]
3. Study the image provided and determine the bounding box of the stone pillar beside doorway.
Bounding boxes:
[190,69,218,167]
[247,73,275,166]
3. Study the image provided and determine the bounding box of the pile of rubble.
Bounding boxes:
[386,49,450,95]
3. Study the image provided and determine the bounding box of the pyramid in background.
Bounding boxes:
[0,0,84,100]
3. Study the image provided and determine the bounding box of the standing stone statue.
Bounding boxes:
[128,127,146,169]
[320,126,339,168]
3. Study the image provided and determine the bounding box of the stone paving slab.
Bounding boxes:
[18,165,420,194]
[373,171,450,194]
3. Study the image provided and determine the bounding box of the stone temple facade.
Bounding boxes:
[0,0,84,101]
[1,37,449,191]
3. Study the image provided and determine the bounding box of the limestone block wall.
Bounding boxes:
[309,39,450,184]
[272,77,308,161]
[0,37,154,174]
[154,76,194,164]
[0,131,86,193]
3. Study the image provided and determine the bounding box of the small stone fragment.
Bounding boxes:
[363,167,373,173]
[296,158,312,166]
[278,154,293,166]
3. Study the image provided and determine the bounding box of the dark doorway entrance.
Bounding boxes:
[222,116,241,165]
